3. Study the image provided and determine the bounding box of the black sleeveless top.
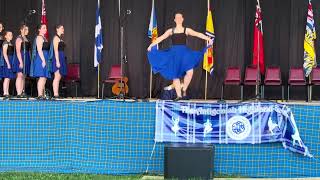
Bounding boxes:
[56,35,65,51]
[38,36,50,51]
[3,41,14,55]
[171,27,187,45]
[16,35,31,51]
[0,34,4,47]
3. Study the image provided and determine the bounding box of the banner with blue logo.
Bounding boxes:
[155,101,312,157]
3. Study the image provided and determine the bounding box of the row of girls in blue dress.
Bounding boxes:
[0,22,67,100]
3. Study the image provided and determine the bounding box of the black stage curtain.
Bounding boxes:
[1,0,320,99]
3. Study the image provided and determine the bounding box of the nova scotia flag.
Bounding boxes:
[148,0,158,50]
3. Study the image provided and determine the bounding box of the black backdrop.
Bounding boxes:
[1,0,320,99]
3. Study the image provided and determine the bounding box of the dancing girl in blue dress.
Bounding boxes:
[147,12,213,100]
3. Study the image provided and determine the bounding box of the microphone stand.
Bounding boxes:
[20,11,34,99]
[112,0,132,101]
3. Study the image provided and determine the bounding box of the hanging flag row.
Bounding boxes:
[39,0,318,75]
[147,0,317,77]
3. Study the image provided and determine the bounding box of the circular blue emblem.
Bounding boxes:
[226,116,252,140]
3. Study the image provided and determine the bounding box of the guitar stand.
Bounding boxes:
[109,78,129,100]
[108,78,137,102]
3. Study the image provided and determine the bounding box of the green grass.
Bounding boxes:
[0,172,241,179]
[0,172,143,180]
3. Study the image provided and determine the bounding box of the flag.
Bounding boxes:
[252,0,265,75]
[303,0,317,77]
[94,0,103,68]
[41,0,49,39]
[148,0,158,50]
[203,3,215,75]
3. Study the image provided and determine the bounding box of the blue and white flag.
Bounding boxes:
[155,101,312,157]
[148,0,158,50]
[94,0,103,68]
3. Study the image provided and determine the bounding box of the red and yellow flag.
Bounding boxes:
[203,7,215,75]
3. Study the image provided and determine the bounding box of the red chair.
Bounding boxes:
[287,67,308,101]
[261,67,284,100]
[64,63,81,98]
[309,67,320,101]
[101,64,123,99]
[243,65,260,98]
[244,65,260,85]
[221,67,243,100]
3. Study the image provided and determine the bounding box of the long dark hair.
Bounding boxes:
[0,21,4,34]
[3,31,12,41]
[37,23,47,33]
[19,23,28,31]
[174,11,184,17]
[55,24,63,31]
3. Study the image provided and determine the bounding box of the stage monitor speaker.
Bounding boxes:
[164,143,214,180]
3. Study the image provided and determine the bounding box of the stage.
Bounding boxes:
[0,98,319,178]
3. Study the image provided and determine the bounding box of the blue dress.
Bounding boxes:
[1,41,16,79]
[12,36,31,75]
[147,28,208,80]
[30,36,51,78]
[0,37,4,78]
[51,35,67,76]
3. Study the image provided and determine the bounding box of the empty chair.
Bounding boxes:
[309,67,320,101]
[261,67,284,100]
[287,67,308,101]
[221,67,243,100]
[64,63,81,98]
[101,64,123,99]
[243,65,260,98]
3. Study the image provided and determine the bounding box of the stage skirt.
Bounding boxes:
[12,51,31,75]
[147,45,208,80]
[52,51,67,76]
[2,55,16,79]
[31,50,51,78]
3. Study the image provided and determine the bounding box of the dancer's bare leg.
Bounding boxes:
[173,78,182,98]
[182,69,193,96]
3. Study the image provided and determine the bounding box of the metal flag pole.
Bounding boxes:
[149,68,152,99]
[97,0,101,99]
[205,70,208,100]
[97,64,100,98]
[204,0,210,100]
[149,0,156,99]
[255,0,261,100]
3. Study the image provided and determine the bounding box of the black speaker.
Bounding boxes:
[164,143,214,180]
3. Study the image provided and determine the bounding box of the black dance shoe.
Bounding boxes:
[173,97,183,101]
[36,96,46,100]
[3,95,10,100]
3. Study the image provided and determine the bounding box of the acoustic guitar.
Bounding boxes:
[112,77,129,95]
